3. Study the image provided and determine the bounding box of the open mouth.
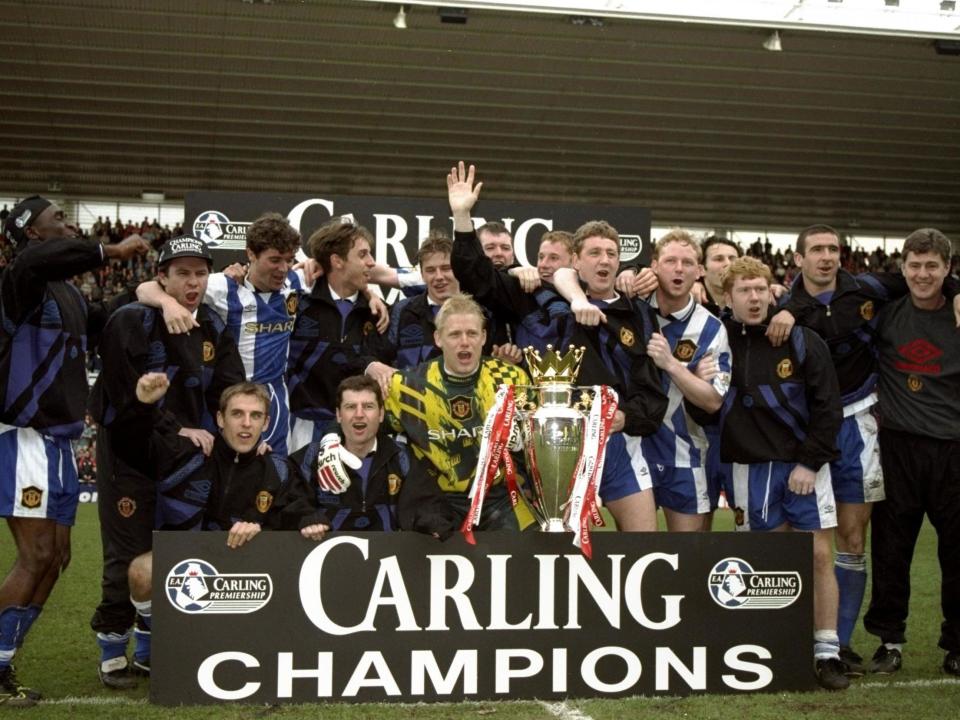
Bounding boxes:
[351,422,368,433]
[457,351,473,363]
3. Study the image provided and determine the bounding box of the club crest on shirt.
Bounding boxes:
[450,395,473,421]
[776,358,794,379]
[203,341,215,363]
[256,491,273,514]
[619,327,635,347]
[387,473,403,496]
[285,293,298,317]
[907,374,923,392]
[859,300,874,321]
[117,497,137,518]
[20,486,42,509]
[674,339,697,362]
[363,321,375,335]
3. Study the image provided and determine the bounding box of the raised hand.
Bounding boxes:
[447,161,483,219]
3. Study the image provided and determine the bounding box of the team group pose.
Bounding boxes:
[0,163,958,706]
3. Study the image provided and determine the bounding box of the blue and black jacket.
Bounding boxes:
[90,302,245,435]
[778,269,957,405]
[0,237,108,437]
[720,315,842,470]
[450,229,569,354]
[562,294,668,437]
[286,278,395,424]
[112,407,289,532]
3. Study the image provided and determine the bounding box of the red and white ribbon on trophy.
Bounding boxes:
[461,384,517,545]
[567,385,618,558]
[461,382,619,557]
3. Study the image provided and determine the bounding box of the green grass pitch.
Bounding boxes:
[2,504,957,719]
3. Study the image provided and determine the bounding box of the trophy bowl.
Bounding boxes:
[517,346,589,532]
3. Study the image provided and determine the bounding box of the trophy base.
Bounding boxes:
[541,518,568,533]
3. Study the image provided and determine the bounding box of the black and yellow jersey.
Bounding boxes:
[385,357,529,495]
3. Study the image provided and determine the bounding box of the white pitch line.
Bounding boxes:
[851,678,960,690]
[38,696,148,705]
[538,700,595,720]
[32,679,960,708]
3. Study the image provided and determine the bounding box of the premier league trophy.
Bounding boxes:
[463,345,617,553]
[514,345,590,532]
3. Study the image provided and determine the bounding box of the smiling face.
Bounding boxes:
[903,250,948,309]
[574,235,620,299]
[336,388,384,453]
[159,257,210,313]
[652,240,700,302]
[435,311,486,376]
[796,232,840,292]
[217,393,269,454]
[247,246,296,292]
[726,276,771,325]
[479,230,515,270]
[27,202,79,241]
[537,239,573,283]
[420,250,459,303]
[334,237,376,294]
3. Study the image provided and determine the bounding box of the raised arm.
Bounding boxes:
[135,280,199,334]
[552,268,606,326]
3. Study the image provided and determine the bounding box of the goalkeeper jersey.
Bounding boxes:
[385,357,529,495]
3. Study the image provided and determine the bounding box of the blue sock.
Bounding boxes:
[15,605,41,649]
[96,630,131,664]
[0,606,30,669]
[835,552,867,647]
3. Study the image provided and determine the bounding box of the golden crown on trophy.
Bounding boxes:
[523,344,585,385]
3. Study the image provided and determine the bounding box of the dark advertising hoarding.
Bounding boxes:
[152,531,814,705]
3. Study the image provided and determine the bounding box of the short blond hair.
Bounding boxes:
[434,293,486,334]
[653,228,702,262]
[219,382,270,414]
[721,256,773,294]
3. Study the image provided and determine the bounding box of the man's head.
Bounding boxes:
[723,256,773,326]
[701,236,742,299]
[3,196,77,251]
[477,221,514,270]
[245,212,301,292]
[157,236,213,313]
[652,229,702,302]
[537,230,574,283]
[418,231,459,304]
[794,224,841,291]
[217,383,270,454]
[308,220,375,294]
[902,228,952,308]
[434,293,487,376]
[336,375,384,451]
[572,221,620,300]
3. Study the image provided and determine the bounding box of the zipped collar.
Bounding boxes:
[213,433,260,466]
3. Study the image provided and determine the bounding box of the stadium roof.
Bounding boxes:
[2,0,959,236]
